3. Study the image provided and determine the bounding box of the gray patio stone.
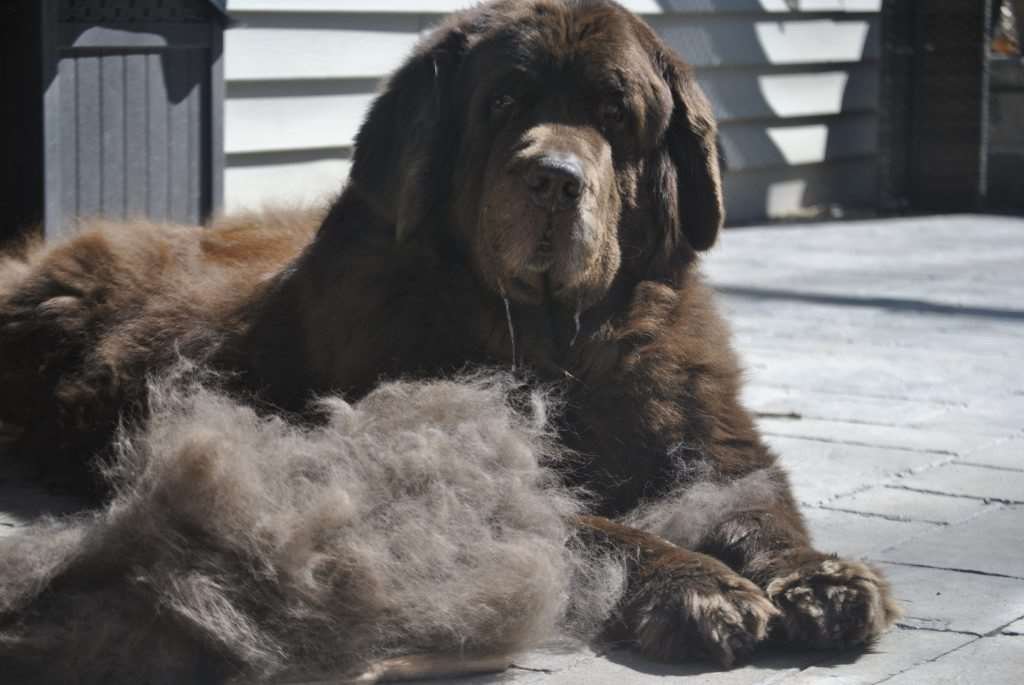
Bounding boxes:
[765,435,950,506]
[891,463,1024,503]
[4,215,1024,683]
[773,628,973,685]
[823,487,994,525]
[959,439,1024,471]
[877,563,1024,635]
[537,648,819,685]
[910,403,1024,439]
[877,506,1024,578]
[757,416,999,458]
[880,635,1024,685]
[741,386,953,428]
[801,507,935,559]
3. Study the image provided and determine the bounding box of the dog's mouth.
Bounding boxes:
[524,240,556,273]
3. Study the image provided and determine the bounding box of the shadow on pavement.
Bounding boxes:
[717,285,1024,322]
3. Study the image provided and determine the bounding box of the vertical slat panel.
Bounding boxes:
[167,51,192,222]
[101,53,125,217]
[188,49,203,224]
[209,24,226,217]
[124,53,149,217]
[147,51,169,220]
[58,56,78,220]
[76,55,102,217]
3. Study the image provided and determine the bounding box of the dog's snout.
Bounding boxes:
[524,156,584,212]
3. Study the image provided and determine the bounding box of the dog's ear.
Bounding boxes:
[348,26,468,242]
[646,48,724,276]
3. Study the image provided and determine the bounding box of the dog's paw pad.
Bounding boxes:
[766,557,900,648]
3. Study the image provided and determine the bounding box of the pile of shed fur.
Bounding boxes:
[0,369,625,684]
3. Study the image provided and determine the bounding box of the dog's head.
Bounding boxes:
[349,0,722,308]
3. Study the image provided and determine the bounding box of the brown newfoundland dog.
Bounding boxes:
[0,0,897,668]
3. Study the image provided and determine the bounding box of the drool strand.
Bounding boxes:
[569,296,583,348]
[498,283,517,371]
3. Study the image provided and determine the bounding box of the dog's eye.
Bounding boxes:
[599,101,625,127]
[490,94,516,117]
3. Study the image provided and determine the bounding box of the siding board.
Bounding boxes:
[58,57,78,220]
[147,53,169,220]
[723,158,877,223]
[76,56,102,217]
[225,13,422,81]
[225,149,351,211]
[101,54,126,217]
[124,54,149,217]
[225,14,879,80]
[719,114,878,170]
[224,67,879,154]
[225,79,377,153]
[223,1,883,221]
[229,1,881,14]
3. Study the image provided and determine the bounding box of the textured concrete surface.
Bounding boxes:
[2,214,1023,682]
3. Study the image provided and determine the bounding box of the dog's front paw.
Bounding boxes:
[766,556,900,649]
[622,551,779,668]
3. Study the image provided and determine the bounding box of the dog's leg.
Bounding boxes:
[575,515,778,668]
[692,484,901,650]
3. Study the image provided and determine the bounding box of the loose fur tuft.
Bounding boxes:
[0,369,624,683]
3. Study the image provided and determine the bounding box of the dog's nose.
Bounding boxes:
[524,156,584,212]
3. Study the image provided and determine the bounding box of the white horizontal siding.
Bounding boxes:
[225,13,879,81]
[720,114,877,170]
[228,1,881,14]
[224,68,878,154]
[225,150,351,212]
[225,80,377,154]
[223,0,883,221]
[723,158,877,223]
[224,14,423,81]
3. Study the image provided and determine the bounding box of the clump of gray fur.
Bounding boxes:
[0,369,624,683]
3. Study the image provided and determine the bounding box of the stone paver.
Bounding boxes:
[757,416,1003,456]
[742,386,954,428]
[879,636,1024,685]
[893,463,1024,504]
[536,648,820,685]
[959,439,1024,471]
[878,562,1024,635]
[773,628,973,685]
[823,487,995,525]
[801,507,936,559]
[3,215,1023,683]
[878,506,1024,578]
[911,403,1024,439]
[765,436,949,505]
[1002,618,1024,636]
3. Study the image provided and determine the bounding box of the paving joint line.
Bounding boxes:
[894,622,982,638]
[873,559,1024,582]
[800,483,877,508]
[507,665,555,675]
[745,384,963,405]
[955,461,1024,474]
[884,485,1024,506]
[984,615,1024,638]
[868,633,982,685]
[816,504,947,525]
[761,432,959,456]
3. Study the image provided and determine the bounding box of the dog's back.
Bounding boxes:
[0,207,321,493]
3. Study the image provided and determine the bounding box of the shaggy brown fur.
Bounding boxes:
[0,0,900,676]
[0,371,624,683]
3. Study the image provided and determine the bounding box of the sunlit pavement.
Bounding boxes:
[455,214,1024,684]
[3,215,1022,683]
